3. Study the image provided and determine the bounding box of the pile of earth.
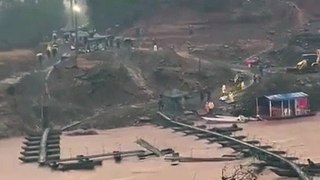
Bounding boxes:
[7,49,233,132]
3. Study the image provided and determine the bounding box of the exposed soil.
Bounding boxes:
[1,1,320,179]
[0,0,318,138]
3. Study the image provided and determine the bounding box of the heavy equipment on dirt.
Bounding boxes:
[286,49,320,74]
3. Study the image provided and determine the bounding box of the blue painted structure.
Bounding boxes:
[256,92,313,119]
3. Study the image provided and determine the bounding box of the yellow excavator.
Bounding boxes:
[286,49,320,73]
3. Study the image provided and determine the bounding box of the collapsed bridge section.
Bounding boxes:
[156,112,311,180]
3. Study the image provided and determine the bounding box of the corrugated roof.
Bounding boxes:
[264,92,308,101]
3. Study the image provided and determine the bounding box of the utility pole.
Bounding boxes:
[70,0,74,29]
[198,58,201,74]
[74,0,79,67]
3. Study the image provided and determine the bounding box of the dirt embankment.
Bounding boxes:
[0,49,35,80]
[0,0,316,136]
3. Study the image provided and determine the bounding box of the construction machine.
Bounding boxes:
[286,49,320,73]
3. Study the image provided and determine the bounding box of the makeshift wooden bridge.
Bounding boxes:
[156,112,311,180]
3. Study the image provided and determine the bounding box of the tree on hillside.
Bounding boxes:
[0,0,66,49]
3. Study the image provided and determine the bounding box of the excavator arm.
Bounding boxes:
[311,49,320,67]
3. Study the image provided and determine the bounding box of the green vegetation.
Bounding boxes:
[0,0,66,49]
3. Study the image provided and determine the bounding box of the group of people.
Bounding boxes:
[46,44,58,58]
[37,39,59,66]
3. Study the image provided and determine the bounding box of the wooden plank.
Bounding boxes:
[136,138,162,157]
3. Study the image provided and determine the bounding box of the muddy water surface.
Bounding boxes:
[0,126,278,180]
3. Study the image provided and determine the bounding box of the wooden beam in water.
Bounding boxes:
[22,144,59,151]
[164,156,239,162]
[25,135,60,141]
[48,150,145,164]
[136,138,162,157]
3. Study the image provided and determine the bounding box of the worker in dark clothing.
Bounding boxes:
[36,53,43,66]
[116,38,120,49]
[257,74,262,83]
[158,95,164,111]
[51,47,57,58]
[89,30,95,38]
[258,64,264,76]
[188,25,194,35]
[253,74,257,83]
[84,36,88,46]
[206,90,211,101]
[46,49,51,58]
[187,41,192,53]
[232,123,238,128]
[152,38,156,45]
[308,158,316,168]
[200,90,205,102]
[110,36,115,47]
[64,33,69,42]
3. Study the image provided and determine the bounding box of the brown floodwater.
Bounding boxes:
[0,123,295,180]
[241,114,320,164]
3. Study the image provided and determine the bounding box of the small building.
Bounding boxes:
[256,92,312,120]
[162,89,188,113]
[87,34,106,51]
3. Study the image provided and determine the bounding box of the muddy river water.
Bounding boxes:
[2,114,320,180]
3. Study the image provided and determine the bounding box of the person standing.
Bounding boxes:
[52,31,57,42]
[222,84,226,95]
[206,90,211,101]
[259,64,264,76]
[51,47,58,58]
[158,95,164,111]
[36,53,43,66]
[200,90,205,102]
[188,25,194,35]
[153,42,158,52]
[116,38,121,49]
[207,101,214,114]
[46,45,51,58]
[240,81,245,90]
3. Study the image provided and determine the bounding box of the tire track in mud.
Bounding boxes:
[114,50,154,98]
[124,64,154,97]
